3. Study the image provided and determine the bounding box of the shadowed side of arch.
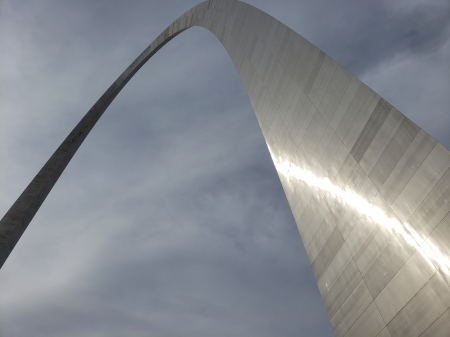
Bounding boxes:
[2,1,450,336]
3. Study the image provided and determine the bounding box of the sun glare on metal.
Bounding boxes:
[274,156,450,277]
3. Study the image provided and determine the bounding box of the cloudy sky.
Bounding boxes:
[0,0,449,336]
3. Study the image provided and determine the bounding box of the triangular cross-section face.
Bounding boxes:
[1,1,450,336]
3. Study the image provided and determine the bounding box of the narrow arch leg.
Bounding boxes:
[2,1,450,336]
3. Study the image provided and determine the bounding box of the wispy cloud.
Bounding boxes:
[1,0,448,336]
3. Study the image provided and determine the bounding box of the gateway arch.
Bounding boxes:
[1,1,450,336]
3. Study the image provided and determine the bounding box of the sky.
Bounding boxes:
[0,0,449,336]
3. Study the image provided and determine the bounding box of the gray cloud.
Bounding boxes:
[1,0,449,336]
[246,0,450,148]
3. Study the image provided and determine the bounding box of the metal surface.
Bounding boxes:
[1,0,449,335]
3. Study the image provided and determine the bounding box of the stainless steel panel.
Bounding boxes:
[244,31,258,60]
[5,3,450,337]
[236,19,251,51]
[348,164,368,196]
[294,44,320,91]
[259,18,279,43]
[232,44,245,72]
[324,68,353,123]
[313,60,342,109]
[294,103,317,146]
[354,208,400,275]
[306,113,328,160]
[291,195,306,228]
[276,121,289,148]
[268,22,287,56]
[309,125,335,171]
[262,99,278,134]
[325,143,349,182]
[249,78,265,113]
[274,69,291,108]
[327,154,361,223]
[253,43,269,76]
[344,302,385,337]
[427,212,450,270]
[307,212,337,263]
[284,88,304,133]
[303,204,330,249]
[260,48,277,84]
[337,190,367,239]
[297,193,324,239]
[312,227,345,280]
[279,30,303,74]
[303,51,327,96]
[330,280,373,337]
[346,205,388,258]
[392,143,450,223]
[420,307,450,337]
[359,108,404,174]
[225,10,236,31]
[312,59,338,108]
[341,176,370,235]
[375,251,436,324]
[292,97,312,139]
[340,156,367,192]
[408,168,450,241]
[241,57,256,89]
[273,27,291,62]
[292,178,314,218]
[330,76,362,131]
[336,82,372,141]
[267,62,284,97]
[308,55,332,102]
[343,91,383,152]
[317,244,353,298]
[324,260,362,317]
[299,110,323,155]
[379,129,437,204]
[363,230,416,298]
[283,129,297,155]
[387,274,450,337]
[230,14,244,40]
[318,64,345,115]
[368,118,420,189]
[345,189,389,256]
[377,327,392,337]
[279,76,299,118]
[250,38,265,66]
[289,90,308,124]
[254,89,272,124]
[258,11,277,44]
[268,112,282,139]
[319,132,342,174]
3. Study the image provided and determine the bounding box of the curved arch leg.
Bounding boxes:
[2,1,450,335]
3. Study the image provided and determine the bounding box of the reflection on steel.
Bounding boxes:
[1,0,450,335]
[275,156,450,284]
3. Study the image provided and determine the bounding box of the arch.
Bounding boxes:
[1,0,450,335]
